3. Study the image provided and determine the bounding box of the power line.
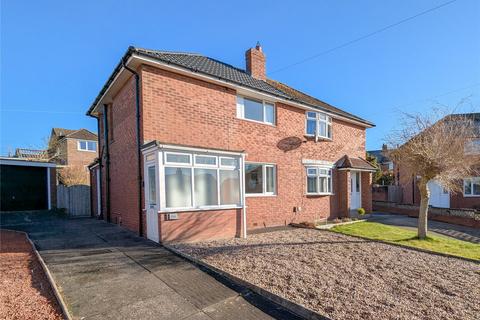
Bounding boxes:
[269,0,459,75]
[1,108,84,115]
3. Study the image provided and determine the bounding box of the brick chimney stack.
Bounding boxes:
[245,42,266,80]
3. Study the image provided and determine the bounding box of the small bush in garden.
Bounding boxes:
[342,217,351,222]
[333,218,342,224]
[357,208,366,215]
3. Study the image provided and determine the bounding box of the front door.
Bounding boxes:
[350,171,361,210]
[427,180,450,208]
[146,165,159,242]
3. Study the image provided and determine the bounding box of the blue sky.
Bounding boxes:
[1,0,479,155]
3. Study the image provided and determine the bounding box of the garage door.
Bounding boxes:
[1,165,48,211]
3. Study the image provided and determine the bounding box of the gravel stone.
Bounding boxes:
[0,230,63,320]
[172,228,480,320]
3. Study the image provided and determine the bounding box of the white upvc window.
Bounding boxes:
[245,163,276,196]
[237,96,275,125]
[463,177,480,197]
[78,140,97,152]
[464,138,480,155]
[161,150,242,211]
[305,111,332,140]
[306,166,333,195]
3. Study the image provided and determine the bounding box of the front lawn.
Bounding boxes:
[331,221,480,260]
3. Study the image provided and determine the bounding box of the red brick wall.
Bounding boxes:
[140,65,368,231]
[451,193,480,209]
[361,171,373,213]
[159,209,242,243]
[65,139,98,168]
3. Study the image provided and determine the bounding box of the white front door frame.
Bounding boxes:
[350,170,362,211]
[144,153,160,243]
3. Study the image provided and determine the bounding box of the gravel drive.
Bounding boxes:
[0,230,63,320]
[172,228,480,320]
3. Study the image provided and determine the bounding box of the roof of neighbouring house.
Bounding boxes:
[87,46,374,127]
[14,148,47,159]
[367,149,391,164]
[52,128,97,141]
[337,155,377,171]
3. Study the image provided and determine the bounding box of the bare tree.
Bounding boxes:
[388,109,479,239]
[58,165,90,186]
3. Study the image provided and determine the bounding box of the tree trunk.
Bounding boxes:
[417,179,430,239]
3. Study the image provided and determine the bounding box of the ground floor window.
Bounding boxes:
[306,166,333,195]
[245,163,276,195]
[162,151,242,210]
[464,177,480,196]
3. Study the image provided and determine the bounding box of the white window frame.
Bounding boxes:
[77,140,97,152]
[464,138,480,155]
[305,165,333,195]
[305,111,332,140]
[161,150,243,211]
[463,177,480,197]
[245,162,276,197]
[237,96,276,126]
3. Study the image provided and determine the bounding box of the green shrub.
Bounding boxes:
[357,208,366,215]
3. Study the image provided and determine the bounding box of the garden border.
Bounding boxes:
[2,229,72,320]
[164,244,330,320]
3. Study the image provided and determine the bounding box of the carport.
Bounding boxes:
[0,158,57,211]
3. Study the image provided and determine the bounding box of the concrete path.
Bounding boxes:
[370,212,480,243]
[1,211,301,320]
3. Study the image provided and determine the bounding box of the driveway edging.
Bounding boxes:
[3,229,73,320]
[164,244,330,320]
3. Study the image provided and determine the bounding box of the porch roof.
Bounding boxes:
[337,155,377,172]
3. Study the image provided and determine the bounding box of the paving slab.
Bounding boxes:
[1,211,299,320]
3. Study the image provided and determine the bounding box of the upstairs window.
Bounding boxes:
[78,140,97,152]
[237,96,275,125]
[306,166,333,195]
[306,111,332,139]
[464,178,480,196]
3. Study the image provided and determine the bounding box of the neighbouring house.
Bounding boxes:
[0,157,57,211]
[368,144,394,173]
[87,44,376,242]
[47,128,98,167]
[396,113,480,210]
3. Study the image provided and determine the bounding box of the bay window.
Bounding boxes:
[464,178,480,196]
[245,163,276,195]
[162,151,242,210]
[237,96,275,125]
[306,166,333,195]
[306,111,332,139]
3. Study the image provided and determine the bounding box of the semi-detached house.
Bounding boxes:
[87,44,376,242]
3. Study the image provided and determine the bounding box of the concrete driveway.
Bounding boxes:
[1,211,301,320]
[370,212,480,243]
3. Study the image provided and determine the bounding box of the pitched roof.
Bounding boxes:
[14,148,47,159]
[337,155,377,171]
[367,150,391,164]
[87,46,374,127]
[52,128,97,141]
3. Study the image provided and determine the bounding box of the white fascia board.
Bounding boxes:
[0,158,57,167]
[91,54,373,128]
[142,143,245,156]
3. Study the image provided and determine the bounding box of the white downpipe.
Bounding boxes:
[241,154,247,239]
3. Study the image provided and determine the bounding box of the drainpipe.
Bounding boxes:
[103,104,111,222]
[122,60,143,237]
[97,118,104,220]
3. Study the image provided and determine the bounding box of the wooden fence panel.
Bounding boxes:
[57,185,90,216]
[387,185,403,203]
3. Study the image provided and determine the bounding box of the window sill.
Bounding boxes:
[306,193,334,197]
[463,194,480,197]
[237,117,276,127]
[159,205,243,213]
[304,135,332,142]
[77,149,97,153]
[246,193,277,198]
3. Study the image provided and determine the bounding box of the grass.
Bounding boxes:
[331,221,480,261]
